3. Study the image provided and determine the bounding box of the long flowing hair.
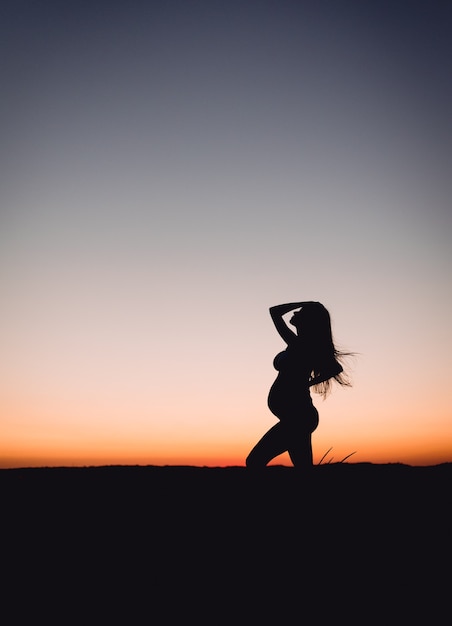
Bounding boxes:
[299,302,354,399]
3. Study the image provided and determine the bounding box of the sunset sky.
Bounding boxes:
[1,0,451,468]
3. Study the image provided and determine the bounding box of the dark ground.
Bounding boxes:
[2,463,451,623]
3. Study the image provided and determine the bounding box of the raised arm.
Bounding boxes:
[269,302,312,344]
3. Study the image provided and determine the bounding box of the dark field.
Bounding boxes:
[3,463,450,622]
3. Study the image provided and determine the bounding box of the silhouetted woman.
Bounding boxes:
[246,301,352,469]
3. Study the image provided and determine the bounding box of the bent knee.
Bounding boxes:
[245,453,257,468]
[245,451,266,469]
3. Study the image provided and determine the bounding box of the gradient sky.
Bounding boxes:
[1,0,451,468]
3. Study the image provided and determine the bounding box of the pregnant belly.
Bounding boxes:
[267,378,314,417]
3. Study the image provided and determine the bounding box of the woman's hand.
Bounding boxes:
[269,303,305,343]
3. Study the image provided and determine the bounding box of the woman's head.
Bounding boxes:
[290,301,353,397]
[290,302,333,344]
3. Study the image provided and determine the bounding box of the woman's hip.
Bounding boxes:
[270,403,319,433]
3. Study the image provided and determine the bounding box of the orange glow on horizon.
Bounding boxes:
[2,433,451,470]
[2,384,452,470]
[2,379,451,470]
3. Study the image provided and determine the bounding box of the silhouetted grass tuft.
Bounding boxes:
[318,447,357,465]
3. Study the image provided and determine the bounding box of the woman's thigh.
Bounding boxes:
[246,423,289,467]
[281,406,319,434]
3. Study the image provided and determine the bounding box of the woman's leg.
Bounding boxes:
[286,408,319,468]
[246,423,288,468]
[287,434,314,468]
